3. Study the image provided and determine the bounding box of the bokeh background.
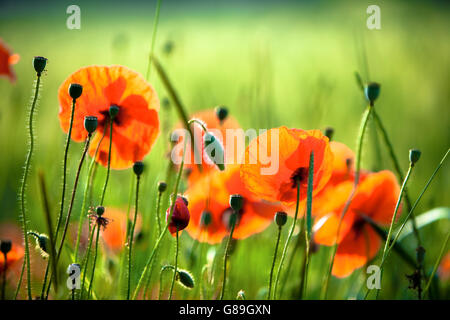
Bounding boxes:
[0,0,449,299]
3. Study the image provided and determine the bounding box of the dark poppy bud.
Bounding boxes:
[176,269,195,289]
[133,161,144,176]
[109,105,120,119]
[203,132,225,171]
[236,290,246,300]
[96,206,105,216]
[0,240,12,255]
[409,149,421,166]
[158,181,167,193]
[166,196,190,235]
[324,127,334,141]
[364,82,381,104]
[229,194,243,212]
[84,116,98,134]
[215,106,228,122]
[200,210,212,227]
[275,211,288,227]
[69,83,83,100]
[33,56,47,75]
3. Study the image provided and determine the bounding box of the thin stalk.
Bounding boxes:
[168,227,179,300]
[146,0,162,81]
[127,174,141,299]
[159,265,174,300]
[155,190,163,236]
[267,226,282,300]
[100,118,113,206]
[2,253,6,299]
[88,224,101,299]
[16,74,41,300]
[273,180,301,300]
[423,232,449,297]
[220,213,237,300]
[80,224,96,300]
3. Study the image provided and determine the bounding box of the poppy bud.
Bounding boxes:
[133,161,144,176]
[176,269,195,289]
[275,211,288,227]
[96,206,105,216]
[33,56,47,76]
[229,194,243,212]
[158,181,167,193]
[200,210,212,227]
[324,127,334,141]
[109,105,120,119]
[166,196,190,235]
[84,116,98,134]
[409,149,421,167]
[29,232,50,258]
[215,106,228,122]
[236,290,246,300]
[0,240,12,255]
[162,97,170,108]
[203,131,225,171]
[69,83,83,100]
[364,82,381,104]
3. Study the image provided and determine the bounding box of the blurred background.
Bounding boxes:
[0,0,448,299]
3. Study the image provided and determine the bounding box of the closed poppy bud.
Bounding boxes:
[203,131,225,171]
[0,240,12,255]
[29,232,50,257]
[69,83,83,100]
[84,116,98,134]
[166,196,190,234]
[176,269,195,289]
[324,127,334,141]
[33,56,47,75]
[200,210,212,227]
[158,181,167,193]
[229,194,243,212]
[109,105,120,119]
[133,161,144,176]
[409,149,421,166]
[96,206,105,216]
[364,82,381,104]
[215,106,228,122]
[275,211,288,227]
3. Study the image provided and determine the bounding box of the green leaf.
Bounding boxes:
[397,207,450,242]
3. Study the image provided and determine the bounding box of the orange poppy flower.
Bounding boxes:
[172,109,241,183]
[185,165,283,244]
[101,208,142,251]
[0,242,24,274]
[58,65,160,169]
[240,126,333,206]
[0,39,20,83]
[438,252,450,281]
[313,170,401,277]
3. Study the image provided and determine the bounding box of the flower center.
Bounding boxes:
[290,166,309,188]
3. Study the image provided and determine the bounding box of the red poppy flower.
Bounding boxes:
[185,165,283,244]
[0,243,24,274]
[240,126,333,206]
[0,39,20,83]
[166,196,191,235]
[313,170,401,277]
[172,109,241,182]
[101,208,142,251]
[438,253,450,281]
[58,65,160,169]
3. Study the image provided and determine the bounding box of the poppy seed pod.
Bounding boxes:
[409,149,421,166]
[69,83,83,100]
[96,206,105,216]
[166,196,190,235]
[158,181,167,193]
[33,56,47,75]
[84,116,98,134]
[200,210,212,227]
[176,269,195,289]
[275,211,288,227]
[133,161,144,176]
[324,127,334,141]
[364,82,381,104]
[203,131,225,171]
[215,106,228,122]
[0,239,12,254]
[229,194,243,212]
[109,105,120,119]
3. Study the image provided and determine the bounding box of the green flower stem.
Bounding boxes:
[155,190,163,236]
[267,226,282,300]
[273,180,301,300]
[168,227,179,300]
[2,253,7,299]
[88,223,101,299]
[423,231,450,297]
[220,213,237,300]
[146,0,162,80]
[127,174,141,299]
[100,118,114,206]
[321,104,373,299]
[132,138,186,300]
[16,74,41,300]
[80,224,96,300]
[159,265,174,299]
